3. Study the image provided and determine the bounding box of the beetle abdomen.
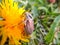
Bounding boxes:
[25,12,34,35]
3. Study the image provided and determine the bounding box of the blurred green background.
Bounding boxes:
[0,0,60,45]
[16,0,60,45]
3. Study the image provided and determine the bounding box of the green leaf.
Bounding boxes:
[38,7,48,13]
[31,6,39,18]
[44,15,60,44]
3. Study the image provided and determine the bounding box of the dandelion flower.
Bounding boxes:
[0,0,30,45]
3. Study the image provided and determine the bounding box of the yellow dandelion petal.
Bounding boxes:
[0,0,30,45]
[0,33,7,45]
[0,21,5,26]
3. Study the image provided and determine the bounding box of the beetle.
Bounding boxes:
[24,12,34,35]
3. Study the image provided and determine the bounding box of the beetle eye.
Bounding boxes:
[25,12,32,19]
[28,15,32,19]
